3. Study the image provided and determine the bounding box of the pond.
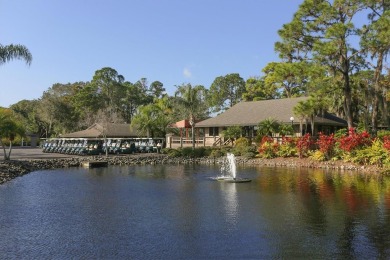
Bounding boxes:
[1,164,390,259]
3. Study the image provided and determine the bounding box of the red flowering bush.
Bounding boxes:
[259,136,273,145]
[296,133,313,158]
[281,136,295,144]
[338,128,372,152]
[258,136,278,158]
[316,132,336,159]
[383,136,390,152]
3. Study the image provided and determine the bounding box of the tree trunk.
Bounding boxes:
[382,92,389,128]
[0,140,8,160]
[371,92,379,134]
[371,50,384,135]
[299,120,303,136]
[0,140,12,160]
[191,125,195,150]
[343,71,354,129]
[6,142,12,160]
[311,115,315,136]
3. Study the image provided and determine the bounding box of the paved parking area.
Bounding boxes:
[0,147,75,160]
[0,147,162,160]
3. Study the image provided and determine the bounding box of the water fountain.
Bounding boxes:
[216,153,251,183]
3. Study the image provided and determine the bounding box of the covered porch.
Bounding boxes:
[166,119,218,148]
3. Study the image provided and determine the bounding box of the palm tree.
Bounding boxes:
[0,44,32,66]
[257,118,280,137]
[174,83,208,150]
[293,101,311,135]
[0,108,25,160]
[131,95,175,138]
[278,124,294,137]
[221,125,242,144]
[131,104,160,138]
[294,96,327,136]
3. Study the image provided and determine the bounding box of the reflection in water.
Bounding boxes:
[256,168,390,258]
[1,165,390,258]
[220,183,238,227]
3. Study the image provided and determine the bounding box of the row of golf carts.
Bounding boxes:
[42,138,164,156]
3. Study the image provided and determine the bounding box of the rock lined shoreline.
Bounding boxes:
[0,154,384,185]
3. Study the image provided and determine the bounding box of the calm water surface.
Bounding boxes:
[1,164,390,259]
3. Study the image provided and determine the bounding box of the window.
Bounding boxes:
[208,127,219,137]
[198,128,204,137]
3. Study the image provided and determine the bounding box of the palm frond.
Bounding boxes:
[0,44,32,66]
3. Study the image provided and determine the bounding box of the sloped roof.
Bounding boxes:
[313,112,348,126]
[196,97,347,127]
[61,123,139,138]
[171,119,192,128]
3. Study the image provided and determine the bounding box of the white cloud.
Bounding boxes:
[183,67,192,78]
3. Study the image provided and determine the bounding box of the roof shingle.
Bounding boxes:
[61,123,139,138]
[196,97,347,127]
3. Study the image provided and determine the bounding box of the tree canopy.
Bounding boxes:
[208,73,246,113]
[0,44,32,66]
[5,1,390,138]
[174,83,209,149]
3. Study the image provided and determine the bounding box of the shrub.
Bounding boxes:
[246,145,258,153]
[310,150,326,161]
[258,136,278,158]
[221,126,242,140]
[235,145,258,158]
[208,147,231,158]
[202,147,213,157]
[338,128,372,153]
[242,151,256,158]
[296,133,313,158]
[177,147,209,157]
[162,147,211,157]
[209,149,223,158]
[220,147,231,156]
[179,147,193,157]
[278,124,294,137]
[162,148,181,157]
[377,130,390,140]
[334,128,348,138]
[276,137,297,157]
[383,136,390,152]
[351,139,390,166]
[235,137,250,146]
[193,147,208,157]
[233,137,251,156]
[328,145,343,161]
[254,134,264,145]
[316,132,336,160]
[257,118,280,136]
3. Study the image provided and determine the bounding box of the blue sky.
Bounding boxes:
[0,0,304,107]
